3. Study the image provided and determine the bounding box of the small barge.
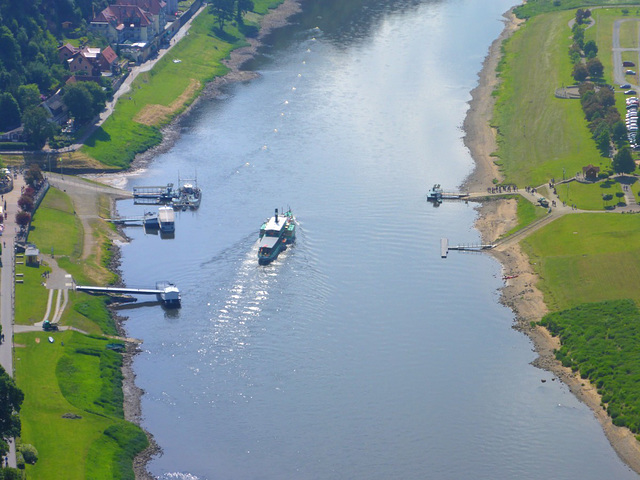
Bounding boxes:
[133,176,202,210]
[258,209,296,265]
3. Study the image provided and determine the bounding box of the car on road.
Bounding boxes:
[626,70,636,75]
[625,90,637,95]
[621,83,631,89]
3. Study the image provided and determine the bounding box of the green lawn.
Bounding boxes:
[29,187,82,258]
[555,178,624,210]
[515,1,640,19]
[521,213,640,311]
[15,331,147,480]
[14,260,51,325]
[493,11,606,187]
[504,195,548,237]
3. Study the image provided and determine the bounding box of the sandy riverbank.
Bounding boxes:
[463,7,640,474]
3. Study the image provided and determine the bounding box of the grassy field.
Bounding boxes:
[81,1,283,168]
[521,213,640,312]
[15,330,147,479]
[492,11,606,187]
[515,1,640,19]
[504,195,548,237]
[555,178,625,210]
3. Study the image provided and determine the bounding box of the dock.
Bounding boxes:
[441,238,495,258]
[76,281,181,307]
[427,184,469,204]
[133,176,201,209]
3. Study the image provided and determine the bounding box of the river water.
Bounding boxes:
[115,1,639,478]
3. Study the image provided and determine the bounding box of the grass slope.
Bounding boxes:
[521,213,640,311]
[493,11,605,187]
[516,1,640,19]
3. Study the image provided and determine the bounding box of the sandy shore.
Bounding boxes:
[464,7,640,474]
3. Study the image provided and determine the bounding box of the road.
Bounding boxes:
[612,19,640,89]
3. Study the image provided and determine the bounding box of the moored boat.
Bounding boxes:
[258,209,296,265]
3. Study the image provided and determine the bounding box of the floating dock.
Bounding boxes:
[428,184,469,204]
[133,177,201,210]
[76,281,181,308]
[441,238,495,258]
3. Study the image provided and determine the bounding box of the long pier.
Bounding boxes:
[441,238,495,258]
[76,282,181,307]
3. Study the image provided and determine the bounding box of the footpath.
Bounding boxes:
[0,174,26,468]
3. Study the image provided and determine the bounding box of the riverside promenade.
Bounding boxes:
[0,173,26,469]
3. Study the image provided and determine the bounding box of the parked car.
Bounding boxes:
[620,83,632,89]
[626,70,636,75]
[625,90,637,95]
[624,61,636,67]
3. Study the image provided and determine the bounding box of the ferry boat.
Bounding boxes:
[173,181,201,209]
[258,209,296,265]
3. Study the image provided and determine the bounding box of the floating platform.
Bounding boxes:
[441,238,495,258]
[428,184,469,204]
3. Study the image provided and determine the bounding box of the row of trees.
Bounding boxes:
[568,9,635,174]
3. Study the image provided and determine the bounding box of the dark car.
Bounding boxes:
[626,90,637,95]
[621,83,631,89]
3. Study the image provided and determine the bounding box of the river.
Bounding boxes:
[115,1,639,478]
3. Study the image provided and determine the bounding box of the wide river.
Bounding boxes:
[115,0,639,478]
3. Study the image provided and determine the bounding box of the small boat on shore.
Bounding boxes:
[258,209,296,265]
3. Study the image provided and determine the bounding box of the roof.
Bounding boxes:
[25,245,39,256]
[263,215,289,233]
[116,0,166,15]
[100,45,118,64]
[93,5,152,27]
[58,43,79,55]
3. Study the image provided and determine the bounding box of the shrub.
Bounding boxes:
[15,452,24,469]
[19,443,38,464]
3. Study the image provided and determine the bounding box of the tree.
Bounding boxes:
[18,195,34,212]
[24,164,43,188]
[0,93,21,132]
[236,0,254,22]
[613,147,636,174]
[22,106,55,150]
[17,84,41,112]
[210,0,235,30]
[587,58,604,78]
[572,63,588,82]
[583,40,598,58]
[63,82,106,124]
[612,120,628,147]
[63,82,94,124]
[0,365,23,457]
[596,129,610,156]
[15,212,31,227]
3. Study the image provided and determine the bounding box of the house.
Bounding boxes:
[42,92,68,125]
[97,45,119,72]
[116,0,167,36]
[91,5,154,44]
[65,46,119,76]
[58,43,80,63]
[0,127,24,142]
[582,164,600,180]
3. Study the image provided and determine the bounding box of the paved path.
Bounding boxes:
[0,174,26,469]
[612,19,640,90]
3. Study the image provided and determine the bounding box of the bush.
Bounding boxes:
[0,143,27,151]
[15,452,24,470]
[19,443,38,464]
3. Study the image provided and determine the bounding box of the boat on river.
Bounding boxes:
[258,209,296,265]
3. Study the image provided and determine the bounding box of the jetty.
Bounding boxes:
[133,176,202,209]
[427,184,469,204]
[76,281,181,307]
[110,206,175,233]
[440,238,495,258]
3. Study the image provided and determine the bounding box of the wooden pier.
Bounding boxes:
[441,238,495,258]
